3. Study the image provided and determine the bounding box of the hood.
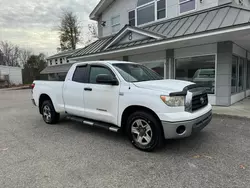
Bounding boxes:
[133,79,193,93]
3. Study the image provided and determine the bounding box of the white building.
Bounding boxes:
[41,0,250,106]
[46,50,78,66]
[0,65,23,85]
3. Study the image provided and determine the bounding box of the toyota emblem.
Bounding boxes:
[200,97,205,104]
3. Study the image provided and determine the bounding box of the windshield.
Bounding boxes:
[199,69,215,78]
[193,69,215,79]
[113,63,163,82]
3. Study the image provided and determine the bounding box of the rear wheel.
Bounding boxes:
[126,111,164,152]
[41,100,60,124]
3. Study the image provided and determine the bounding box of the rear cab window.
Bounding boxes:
[72,65,88,83]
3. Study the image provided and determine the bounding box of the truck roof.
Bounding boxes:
[74,60,137,66]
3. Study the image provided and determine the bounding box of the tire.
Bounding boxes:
[126,111,164,152]
[41,100,60,124]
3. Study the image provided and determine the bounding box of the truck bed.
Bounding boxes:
[32,81,65,112]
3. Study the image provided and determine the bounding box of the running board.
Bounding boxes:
[67,116,120,133]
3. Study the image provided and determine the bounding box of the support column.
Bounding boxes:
[244,52,248,97]
[216,41,233,106]
[166,49,174,79]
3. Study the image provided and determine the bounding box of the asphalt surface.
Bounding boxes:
[0,89,250,188]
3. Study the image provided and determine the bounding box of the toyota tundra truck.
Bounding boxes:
[31,61,212,151]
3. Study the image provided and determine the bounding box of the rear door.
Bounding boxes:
[63,65,88,117]
[83,64,120,125]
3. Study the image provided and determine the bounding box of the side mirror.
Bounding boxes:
[96,74,118,85]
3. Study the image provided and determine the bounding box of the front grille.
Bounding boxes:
[192,93,208,111]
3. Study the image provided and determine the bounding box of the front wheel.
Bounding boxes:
[126,111,164,152]
[41,100,60,124]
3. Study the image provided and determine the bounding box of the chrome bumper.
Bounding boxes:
[162,110,212,139]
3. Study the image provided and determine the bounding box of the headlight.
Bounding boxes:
[160,95,184,107]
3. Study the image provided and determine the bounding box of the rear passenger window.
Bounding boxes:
[72,66,87,83]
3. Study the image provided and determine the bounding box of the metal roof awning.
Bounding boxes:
[142,4,250,39]
[40,63,73,74]
[103,4,250,52]
[70,36,113,58]
[47,49,81,60]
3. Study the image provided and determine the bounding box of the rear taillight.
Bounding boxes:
[31,83,35,89]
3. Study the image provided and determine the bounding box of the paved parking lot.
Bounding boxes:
[0,89,250,188]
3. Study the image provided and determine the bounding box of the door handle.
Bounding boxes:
[84,88,92,91]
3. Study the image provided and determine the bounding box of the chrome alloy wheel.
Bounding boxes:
[131,119,153,145]
[43,105,52,123]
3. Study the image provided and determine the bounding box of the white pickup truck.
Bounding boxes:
[32,61,212,151]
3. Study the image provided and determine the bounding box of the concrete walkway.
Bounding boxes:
[213,97,250,119]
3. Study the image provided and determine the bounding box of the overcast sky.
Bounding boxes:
[0,0,99,56]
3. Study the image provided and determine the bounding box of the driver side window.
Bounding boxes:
[89,66,115,84]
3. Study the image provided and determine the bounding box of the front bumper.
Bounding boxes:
[162,110,212,139]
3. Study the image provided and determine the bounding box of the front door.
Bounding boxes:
[83,64,120,125]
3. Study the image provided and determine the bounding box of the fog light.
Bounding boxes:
[176,125,186,135]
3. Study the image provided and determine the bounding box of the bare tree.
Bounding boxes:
[19,49,32,67]
[57,10,81,51]
[88,23,98,39]
[0,41,20,66]
[77,23,98,46]
[0,49,5,65]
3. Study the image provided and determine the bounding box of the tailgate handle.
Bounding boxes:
[84,88,92,91]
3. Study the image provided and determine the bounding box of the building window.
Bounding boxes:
[50,60,52,66]
[136,0,166,26]
[142,61,165,78]
[175,55,215,94]
[137,3,155,25]
[55,59,58,65]
[111,15,120,33]
[157,0,166,19]
[58,73,67,81]
[128,10,135,26]
[179,0,196,14]
[60,58,63,64]
[231,56,237,94]
[238,58,244,92]
[231,56,245,94]
[247,60,250,89]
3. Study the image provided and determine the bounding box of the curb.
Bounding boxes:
[213,113,250,120]
[0,86,31,91]
[11,87,31,90]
